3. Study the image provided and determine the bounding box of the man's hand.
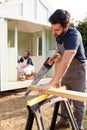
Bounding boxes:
[39,83,54,93]
[47,53,61,65]
[47,57,54,65]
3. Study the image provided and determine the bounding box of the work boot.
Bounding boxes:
[55,121,70,129]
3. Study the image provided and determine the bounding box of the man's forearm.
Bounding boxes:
[52,52,60,60]
[50,60,69,86]
[50,50,76,86]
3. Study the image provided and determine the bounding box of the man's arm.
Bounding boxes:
[39,50,76,92]
[17,57,23,63]
[50,50,76,86]
[47,52,61,65]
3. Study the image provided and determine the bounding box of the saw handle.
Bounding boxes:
[44,57,54,68]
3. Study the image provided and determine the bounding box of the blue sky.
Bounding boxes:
[46,0,87,21]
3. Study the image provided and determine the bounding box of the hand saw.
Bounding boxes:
[24,57,54,98]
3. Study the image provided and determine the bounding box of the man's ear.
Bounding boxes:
[65,24,69,30]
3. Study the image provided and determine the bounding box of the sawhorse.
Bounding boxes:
[25,95,79,130]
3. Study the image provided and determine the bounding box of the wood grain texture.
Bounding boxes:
[28,86,87,102]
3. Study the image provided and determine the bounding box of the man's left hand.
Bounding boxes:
[38,83,54,93]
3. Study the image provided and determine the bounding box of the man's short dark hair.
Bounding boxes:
[49,9,71,27]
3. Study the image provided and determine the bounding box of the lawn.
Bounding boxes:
[0,90,87,130]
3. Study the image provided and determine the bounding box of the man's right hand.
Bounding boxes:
[48,53,61,65]
[47,57,54,65]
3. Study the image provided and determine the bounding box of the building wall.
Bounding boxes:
[46,30,56,56]
[8,29,56,79]
[8,30,43,73]
[8,28,18,81]
[8,30,14,47]
[17,31,42,56]
[23,0,51,24]
[0,18,8,89]
[45,29,57,76]
[0,0,52,26]
[23,0,33,19]
[0,0,55,91]
[18,31,32,56]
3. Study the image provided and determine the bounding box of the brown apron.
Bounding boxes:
[57,43,87,130]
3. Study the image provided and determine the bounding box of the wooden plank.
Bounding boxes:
[28,86,87,102]
[27,86,66,106]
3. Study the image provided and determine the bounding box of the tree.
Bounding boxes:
[77,18,87,55]
[70,17,87,55]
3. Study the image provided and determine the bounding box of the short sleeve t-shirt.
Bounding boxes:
[56,27,86,63]
[20,57,33,65]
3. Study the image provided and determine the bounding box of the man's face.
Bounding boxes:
[23,52,29,58]
[51,23,67,38]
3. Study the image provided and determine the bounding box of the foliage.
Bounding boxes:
[71,18,87,55]
[77,18,87,54]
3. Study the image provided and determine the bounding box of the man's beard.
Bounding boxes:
[54,30,66,38]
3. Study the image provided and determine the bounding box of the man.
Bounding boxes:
[17,50,35,80]
[39,9,87,130]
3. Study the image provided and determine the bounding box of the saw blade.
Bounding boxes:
[24,57,54,97]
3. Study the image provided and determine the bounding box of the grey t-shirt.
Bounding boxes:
[56,27,86,63]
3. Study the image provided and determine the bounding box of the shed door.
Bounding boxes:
[8,28,17,81]
[8,48,17,81]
